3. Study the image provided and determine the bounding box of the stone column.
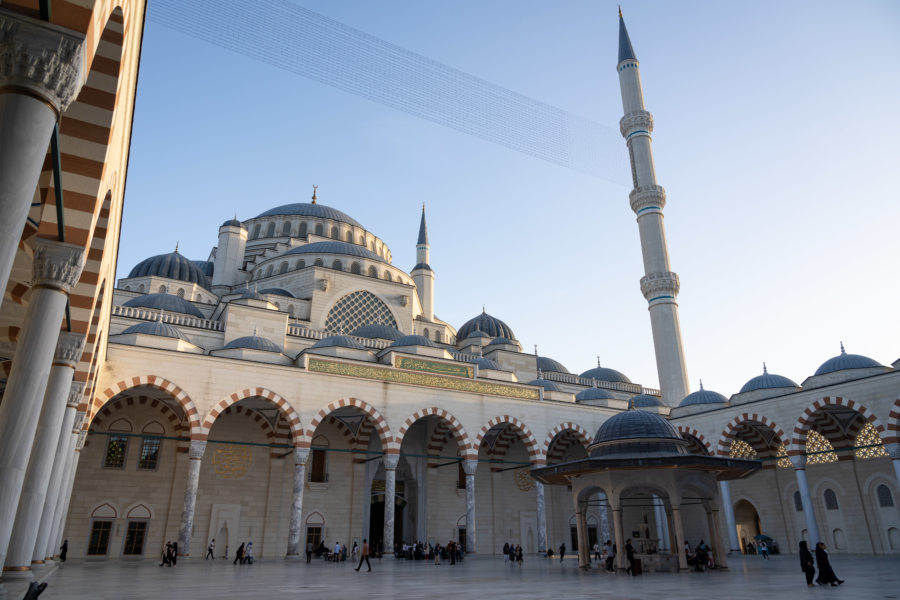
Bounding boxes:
[0,239,84,568]
[708,509,728,569]
[35,393,81,564]
[286,448,310,557]
[790,456,821,544]
[574,508,587,568]
[653,495,669,551]
[0,9,85,295]
[177,440,207,557]
[47,421,83,559]
[382,454,399,554]
[612,506,626,571]
[665,510,678,560]
[718,480,740,551]
[4,333,83,577]
[671,507,688,570]
[462,459,477,553]
[535,480,546,553]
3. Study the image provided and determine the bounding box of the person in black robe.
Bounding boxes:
[814,542,843,586]
[59,540,68,562]
[798,541,815,587]
[625,539,636,575]
[233,542,245,565]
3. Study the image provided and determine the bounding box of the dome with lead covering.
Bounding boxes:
[310,335,365,350]
[575,387,615,402]
[527,378,561,392]
[280,241,387,263]
[538,356,569,374]
[223,336,282,353]
[580,366,631,384]
[351,324,404,341]
[222,217,243,228]
[254,203,363,229]
[589,410,686,457]
[457,311,516,341]
[123,293,204,319]
[128,251,211,289]
[814,345,883,376]
[259,288,295,298]
[470,357,501,370]
[739,365,799,393]
[390,335,436,348]
[487,337,517,346]
[121,320,188,341]
[631,393,664,408]
[679,383,728,407]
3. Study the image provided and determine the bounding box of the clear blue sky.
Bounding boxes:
[119,0,900,397]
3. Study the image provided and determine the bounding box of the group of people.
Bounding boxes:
[799,541,844,587]
[159,541,178,567]
[231,541,254,564]
[502,542,524,564]
[684,540,713,572]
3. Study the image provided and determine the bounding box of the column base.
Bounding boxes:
[0,567,34,581]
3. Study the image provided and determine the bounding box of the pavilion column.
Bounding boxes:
[382,453,400,554]
[665,510,678,560]
[611,505,626,571]
[177,440,207,557]
[790,456,821,544]
[0,239,84,569]
[718,480,740,551]
[575,507,589,568]
[47,422,84,560]
[708,509,728,569]
[535,480,546,553]
[4,334,84,578]
[0,9,85,295]
[653,494,669,551]
[286,448,310,557]
[671,506,688,570]
[463,459,477,553]
[34,385,83,564]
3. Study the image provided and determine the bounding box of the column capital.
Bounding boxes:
[789,455,807,470]
[32,239,85,292]
[189,440,207,459]
[0,9,85,115]
[640,271,680,301]
[74,429,87,450]
[72,410,85,433]
[53,331,84,368]
[462,458,478,476]
[293,447,310,465]
[382,453,400,471]
[66,381,85,408]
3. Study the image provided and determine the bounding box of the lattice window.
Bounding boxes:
[324,290,397,333]
[729,439,757,459]
[138,438,161,470]
[806,430,838,465]
[87,521,112,555]
[123,521,147,555]
[104,435,128,468]
[775,444,792,469]
[854,423,888,460]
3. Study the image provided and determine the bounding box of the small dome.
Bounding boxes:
[128,251,211,289]
[223,335,282,353]
[254,202,363,229]
[462,329,492,340]
[580,366,631,384]
[631,393,664,408]
[280,241,387,264]
[310,335,365,350]
[222,217,243,228]
[814,345,883,376]
[351,324,404,341]
[537,356,569,374]
[739,365,799,394]
[390,335,436,348]
[121,321,188,341]
[258,287,295,298]
[575,387,615,402]
[527,378,561,392]
[589,411,686,458]
[192,260,214,277]
[487,336,517,346]
[470,357,501,370]
[123,293,205,319]
[679,384,728,407]
[457,311,516,341]
[239,289,264,300]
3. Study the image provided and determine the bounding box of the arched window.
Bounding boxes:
[345,230,352,242]
[314,258,324,267]
[138,284,145,293]
[251,224,261,239]
[434,330,442,342]
[383,271,391,281]
[369,241,374,250]
[282,222,292,236]
[824,489,839,510]
[314,223,323,236]
[299,222,308,238]
[332,260,342,271]
[123,285,131,291]
[806,430,838,465]
[288,305,295,317]
[266,222,276,237]
[176,288,184,298]
[158,285,166,294]
[330,226,338,239]
[855,422,888,459]
[368,266,377,278]
[793,490,803,512]
[877,484,895,508]
[324,290,398,332]
[729,439,757,460]
[297,259,306,269]
[279,262,288,274]
[350,262,361,275]
[309,436,328,483]
[423,328,429,338]
[265,265,274,277]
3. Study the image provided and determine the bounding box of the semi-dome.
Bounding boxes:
[238,288,263,300]
[538,356,569,374]
[679,383,728,407]
[128,251,211,289]
[814,345,883,376]
[120,320,188,341]
[575,387,615,402]
[589,410,686,458]
[487,336,517,346]
[122,293,205,319]
[223,335,282,353]
[258,287,295,298]
[631,393,664,408]
[351,324,404,341]
[310,335,365,350]
[527,378,561,392]
[457,311,516,341]
[280,241,387,263]
[580,366,631,384]
[739,365,799,394]
[470,357,501,370]
[390,335,436,348]
[254,203,363,229]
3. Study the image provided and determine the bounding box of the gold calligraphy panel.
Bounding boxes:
[395,356,474,379]
[212,444,251,479]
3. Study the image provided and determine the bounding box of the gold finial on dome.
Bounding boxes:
[618,5,623,18]
[312,185,318,204]
[174,242,179,253]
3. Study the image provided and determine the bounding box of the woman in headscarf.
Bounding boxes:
[798,541,815,587]
[814,542,843,586]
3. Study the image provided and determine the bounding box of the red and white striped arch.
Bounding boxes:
[395,407,474,460]
[87,375,201,436]
[306,398,396,453]
[201,388,305,447]
[717,413,787,457]
[677,426,713,455]
[790,396,887,456]
[475,416,542,464]
[542,423,592,459]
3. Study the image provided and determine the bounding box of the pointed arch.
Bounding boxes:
[202,387,306,447]
[790,396,887,456]
[886,398,900,446]
[88,375,201,437]
[395,407,474,460]
[677,426,713,455]
[542,423,592,457]
[475,415,541,464]
[717,413,787,457]
[307,398,396,453]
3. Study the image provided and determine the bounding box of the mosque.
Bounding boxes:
[0,1,897,580]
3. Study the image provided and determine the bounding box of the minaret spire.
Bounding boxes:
[411,204,435,321]
[617,13,690,407]
[418,203,429,245]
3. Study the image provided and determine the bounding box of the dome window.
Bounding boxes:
[325,290,397,332]
[345,231,352,242]
[251,224,261,239]
[299,222,308,238]
[315,223,323,236]
[314,258,324,267]
[368,266,377,278]
[265,265,274,277]
[330,226,338,239]
[383,271,391,282]
[297,259,305,269]
[351,263,361,275]
[282,222,292,236]
[279,262,288,274]
[266,222,276,237]
[333,260,343,271]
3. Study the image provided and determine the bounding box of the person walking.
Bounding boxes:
[306,540,313,563]
[244,541,253,565]
[206,538,215,559]
[59,540,68,562]
[605,540,616,572]
[354,538,371,572]
[593,542,601,561]
[559,542,566,563]
[814,542,844,586]
[625,539,636,575]
[515,545,523,564]
[233,542,245,565]
[171,542,178,566]
[503,542,510,563]
[160,541,172,567]
[798,541,816,587]
[759,540,769,559]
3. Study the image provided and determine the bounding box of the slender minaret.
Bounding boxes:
[617,10,689,406]
[411,205,434,321]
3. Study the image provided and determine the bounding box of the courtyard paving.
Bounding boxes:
[1,553,897,600]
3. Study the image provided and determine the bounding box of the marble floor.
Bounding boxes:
[2,553,897,600]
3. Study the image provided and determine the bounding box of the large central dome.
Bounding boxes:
[254,203,363,229]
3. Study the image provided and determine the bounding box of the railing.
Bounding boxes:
[285,325,391,350]
[112,305,224,331]
[542,370,660,396]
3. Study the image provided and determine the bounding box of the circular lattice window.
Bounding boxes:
[324,290,397,333]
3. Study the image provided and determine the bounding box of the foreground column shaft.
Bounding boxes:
[535,481,546,553]
[463,459,477,553]
[177,440,207,556]
[49,437,82,558]
[382,454,399,554]
[718,481,740,551]
[286,448,309,557]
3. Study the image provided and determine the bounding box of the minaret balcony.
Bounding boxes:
[629,185,666,215]
[640,271,680,301]
[619,110,654,138]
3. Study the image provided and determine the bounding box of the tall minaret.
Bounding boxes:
[617,10,690,406]
[411,205,434,321]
